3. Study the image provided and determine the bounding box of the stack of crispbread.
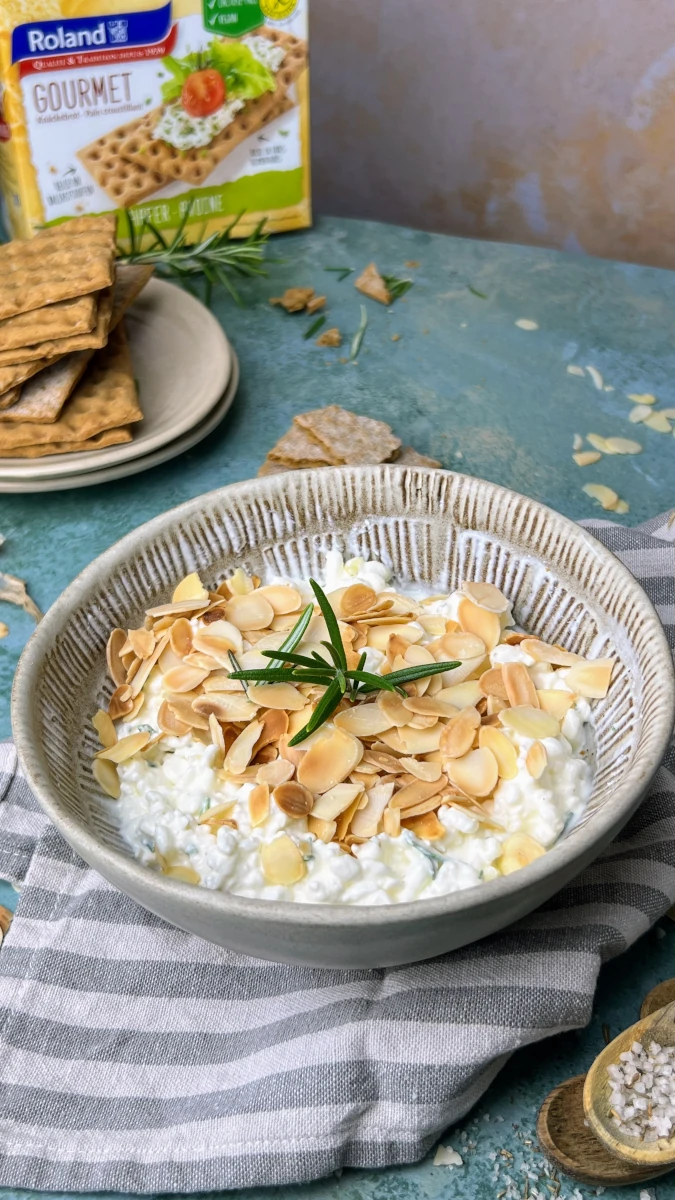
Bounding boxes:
[258,406,443,476]
[0,217,153,458]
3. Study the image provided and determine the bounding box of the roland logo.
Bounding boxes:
[26,22,106,53]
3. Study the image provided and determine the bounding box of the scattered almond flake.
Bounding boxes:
[629,405,653,424]
[0,571,42,622]
[644,412,672,433]
[603,436,642,455]
[586,433,610,453]
[567,365,585,377]
[627,392,656,405]
[0,622,7,639]
[573,451,602,467]
[585,365,604,390]
[515,319,538,330]
[613,498,630,514]
[433,1145,463,1168]
[572,433,584,451]
[582,482,620,511]
[604,385,615,392]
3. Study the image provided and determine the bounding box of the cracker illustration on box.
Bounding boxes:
[0,2,311,243]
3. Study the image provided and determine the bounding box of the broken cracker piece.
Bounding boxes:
[268,423,340,467]
[354,263,392,306]
[306,294,326,314]
[395,446,442,468]
[316,328,342,348]
[270,288,316,313]
[258,458,295,476]
[0,352,92,424]
[294,405,401,465]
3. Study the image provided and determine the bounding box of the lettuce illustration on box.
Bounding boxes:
[0,0,310,242]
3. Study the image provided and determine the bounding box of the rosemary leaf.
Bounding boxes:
[468,285,488,299]
[382,275,414,302]
[344,669,402,694]
[310,579,347,670]
[267,603,314,670]
[304,315,327,340]
[350,304,368,361]
[227,667,332,684]
[324,266,354,282]
[260,648,326,670]
[385,660,460,686]
[288,677,343,746]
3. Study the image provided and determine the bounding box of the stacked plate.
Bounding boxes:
[0,279,237,493]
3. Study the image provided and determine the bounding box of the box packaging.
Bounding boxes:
[0,0,310,242]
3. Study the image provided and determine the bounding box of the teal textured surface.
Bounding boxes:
[1,216,674,1199]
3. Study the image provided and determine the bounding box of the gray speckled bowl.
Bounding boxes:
[12,467,675,967]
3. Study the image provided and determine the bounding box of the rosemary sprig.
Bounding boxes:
[117,203,270,307]
[350,304,368,361]
[382,274,414,302]
[324,266,354,282]
[226,578,459,746]
[468,285,488,299]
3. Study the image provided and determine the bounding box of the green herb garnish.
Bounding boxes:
[226,579,459,746]
[160,42,274,106]
[304,315,327,340]
[468,285,488,299]
[350,304,368,361]
[382,275,414,302]
[324,266,354,282]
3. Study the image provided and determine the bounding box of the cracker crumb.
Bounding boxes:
[354,262,392,305]
[306,294,326,314]
[405,260,420,268]
[391,334,402,342]
[316,328,341,347]
[269,288,316,313]
[0,621,8,638]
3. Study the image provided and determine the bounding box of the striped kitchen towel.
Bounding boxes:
[0,514,673,1194]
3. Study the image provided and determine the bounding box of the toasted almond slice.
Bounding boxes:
[170,617,193,658]
[402,811,445,840]
[311,782,363,821]
[199,802,237,832]
[246,682,306,711]
[192,620,244,661]
[334,703,394,737]
[97,731,150,763]
[273,781,314,818]
[349,783,396,837]
[172,572,208,604]
[382,806,401,837]
[502,661,539,708]
[390,777,446,810]
[440,631,486,660]
[193,691,259,723]
[163,664,210,693]
[157,699,192,736]
[386,633,411,664]
[130,631,171,699]
[257,584,302,614]
[461,581,510,614]
[479,666,508,702]
[128,627,155,660]
[380,724,443,754]
[439,706,481,759]
[208,713,225,764]
[164,865,202,884]
[499,705,560,739]
[253,707,289,752]
[402,695,458,719]
[519,639,580,667]
[586,433,610,453]
[564,657,615,698]
[108,685,134,721]
[339,583,377,617]
[146,598,209,619]
[582,483,619,511]
[125,657,141,685]
[224,592,274,631]
[260,834,306,885]
[183,651,222,672]
[92,756,120,799]
[279,733,307,769]
[644,411,672,433]
[526,741,547,778]
[478,725,518,779]
[498,832,546,874]
[486,695,507,715]
[612,499,630,514]
[224,719,264,775]
[164,697,209,730]
[106,628,127,687]
[227,567,254,595]
[418,615,447,637]
[308,815,337,843]
[457,596,501,651]
[158,644,184,675]
[363,749,406,773]
[573,451,602,467]
[536,689,575,720]
[377,691,412,727]
[92,709,117,749]
[367,623,424,651]
[399,757,442,782]
[436,681,483,709]
[297,728,363,793]
[604,436,643,455]
[445,747,498,797]
[257,758,295,787]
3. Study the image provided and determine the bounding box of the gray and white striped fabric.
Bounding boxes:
[0,515,674,1194]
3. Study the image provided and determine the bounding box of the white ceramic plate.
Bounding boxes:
[0,278,231,483]
[0,353,239,493]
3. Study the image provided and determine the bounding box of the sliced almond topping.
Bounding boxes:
[498,832,546,875]
[130,632,171,699]
[224,719,264,775]
[350,783,396,837]
[92,756,120,799]
[582,483,619,511]
[273,780,313,818]
[92,709,117,749]
[172,572,209,604]
[629,404,653,424]
[479,666,509,702]
[106,628,127,687]
[440,631,486,660]
[644,412,672,433]
[260,834,306,886]
[253,707,289,753]
[573,451,602,467]
[257,758,295,787]
[97,730,150,764]
[486,695,507,716]
[224,592,274,631]
[125,657,141,685]
[499,705,560,739]
[340,583,377,617]
[335,787,366,841]
[165,697,209,730]
[279,733,307,769]
[128,627,155,660]
[363,749,407,774]
[402,811,445,840]
[183,652,222,672]
[367,623,424,650]
[586,433,610,452]
[520,638,580,666]
[246,682,306,711]
[164,865,201,884]
[436,681,483,709]
[418,614,446,637]
[157,699,192,736]
[162,664,211,694]
[334,703,394,737]
[457,596,501,651]
[308,815,337,843]
[502,661,539,708]
[198,800,236,830]
[108,685,134,721]
[227,567,255,596]
[564,657,615,698]
[170,617,193,658]
[387,632,411,664]
[478,725,518,780]
[445,747,498,797]
[536,689,575,720]
[402,695,458,719]
[382,723,444,755]
[382,806,401,837]
[399,757,442,782]
[526,741,547,779]
[311,782,363,821]
[208,713,225,765]
[146,598,209,619]
[461,581,511,614]
[439,706,481,759]
[297,728,363,793]
[257,584,302,614]
[192,620,244,660]
[377,690,412,727]
[390,777,446,810]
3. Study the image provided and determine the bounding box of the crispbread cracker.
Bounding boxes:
[0,357,62,394]
[0,322,141,451]
[294,407,402,465]
[0,387,21,413]
[110,265,155,327]
[117,30,307,185]
[0,287,114,366]
[0,427,133,459]
[0,293,98,353]
[77,131,169,208]
[395,446,442,468]
[258,457,295,476]
[268,424,340,467]
[0,352,92,424]
[0,215,116,320]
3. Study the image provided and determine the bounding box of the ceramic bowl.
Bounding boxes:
[12,467,675,968]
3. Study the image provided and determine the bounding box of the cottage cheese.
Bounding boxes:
[114,558,595,906]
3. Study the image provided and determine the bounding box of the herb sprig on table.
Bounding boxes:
[227,579,459,745]
[117,205,270,306]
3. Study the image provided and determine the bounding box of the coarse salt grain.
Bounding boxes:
[608,1040,675,1141]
